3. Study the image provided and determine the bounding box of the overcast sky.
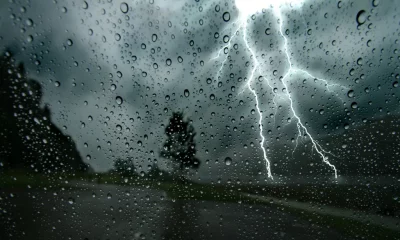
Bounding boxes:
[1,0,399,182]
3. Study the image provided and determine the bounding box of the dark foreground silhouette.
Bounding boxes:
[0,51,88,173]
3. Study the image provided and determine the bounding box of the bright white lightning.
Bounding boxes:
[242,20,273,179]
[210,0,344,179]
[275,9,338,178]
[211,22,243,80]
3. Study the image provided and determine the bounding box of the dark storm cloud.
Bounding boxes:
[1,0,399,180]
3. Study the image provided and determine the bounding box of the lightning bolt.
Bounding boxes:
[275,8,338,178]
[210,1,345,179]
[211,21,243,81]
[242,19,274,179]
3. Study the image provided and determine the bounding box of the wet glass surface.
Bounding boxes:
[0,0,399,239]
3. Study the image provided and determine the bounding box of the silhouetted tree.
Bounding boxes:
[160,112,200,179]
[0,50,88,173]
[113,158,135,175]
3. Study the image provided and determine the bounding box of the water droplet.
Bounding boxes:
[67,39,73,46]
[107,193,112,199]
[115,33,121,41]
[166,58,172,66]
[184,89,190,97]
[120,2,128,13]
[347,90,354,98]
[223,35,230,43]
[206,78,212,84]
[351,102,358,109]
[225,157,232,166]
[265,28,271,35]
[357,58,363,65]
[393,81,398,88]
[27,35,33,42]
[25,18,33,26]
[210,94,215,100]
[177,56,183,63]
[111,84,116,91]
[356,10,367,26]
[152,34,158,42]
[116,96,123,105]
[372,0,379,7]
[82,1,89,9]
[222,12,230,22]
[215,5,220,12]
[68,198,75,204]
[55,81,60,87]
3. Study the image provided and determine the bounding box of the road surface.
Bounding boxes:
[1,183,351,240]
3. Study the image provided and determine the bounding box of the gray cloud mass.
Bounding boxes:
[1,0,399,182]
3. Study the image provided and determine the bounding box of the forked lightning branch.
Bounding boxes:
[210,0,348,179]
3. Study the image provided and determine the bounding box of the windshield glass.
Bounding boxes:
[1,0,399,239]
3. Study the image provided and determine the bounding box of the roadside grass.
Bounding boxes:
[0,170,66,189]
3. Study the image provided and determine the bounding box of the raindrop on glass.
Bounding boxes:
[347,90,354,98]
[184,89,190,97]
[356,10,367,26]
[351,102,358,109]
[82,1,89,9]
[225,157,232,166]
[116,96,123,105]
[152,34,158,42]
[115,33,121,41]
[222,12,230,22]
[120,2,128,13]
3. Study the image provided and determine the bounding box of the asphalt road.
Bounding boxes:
[0,184,349,240]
